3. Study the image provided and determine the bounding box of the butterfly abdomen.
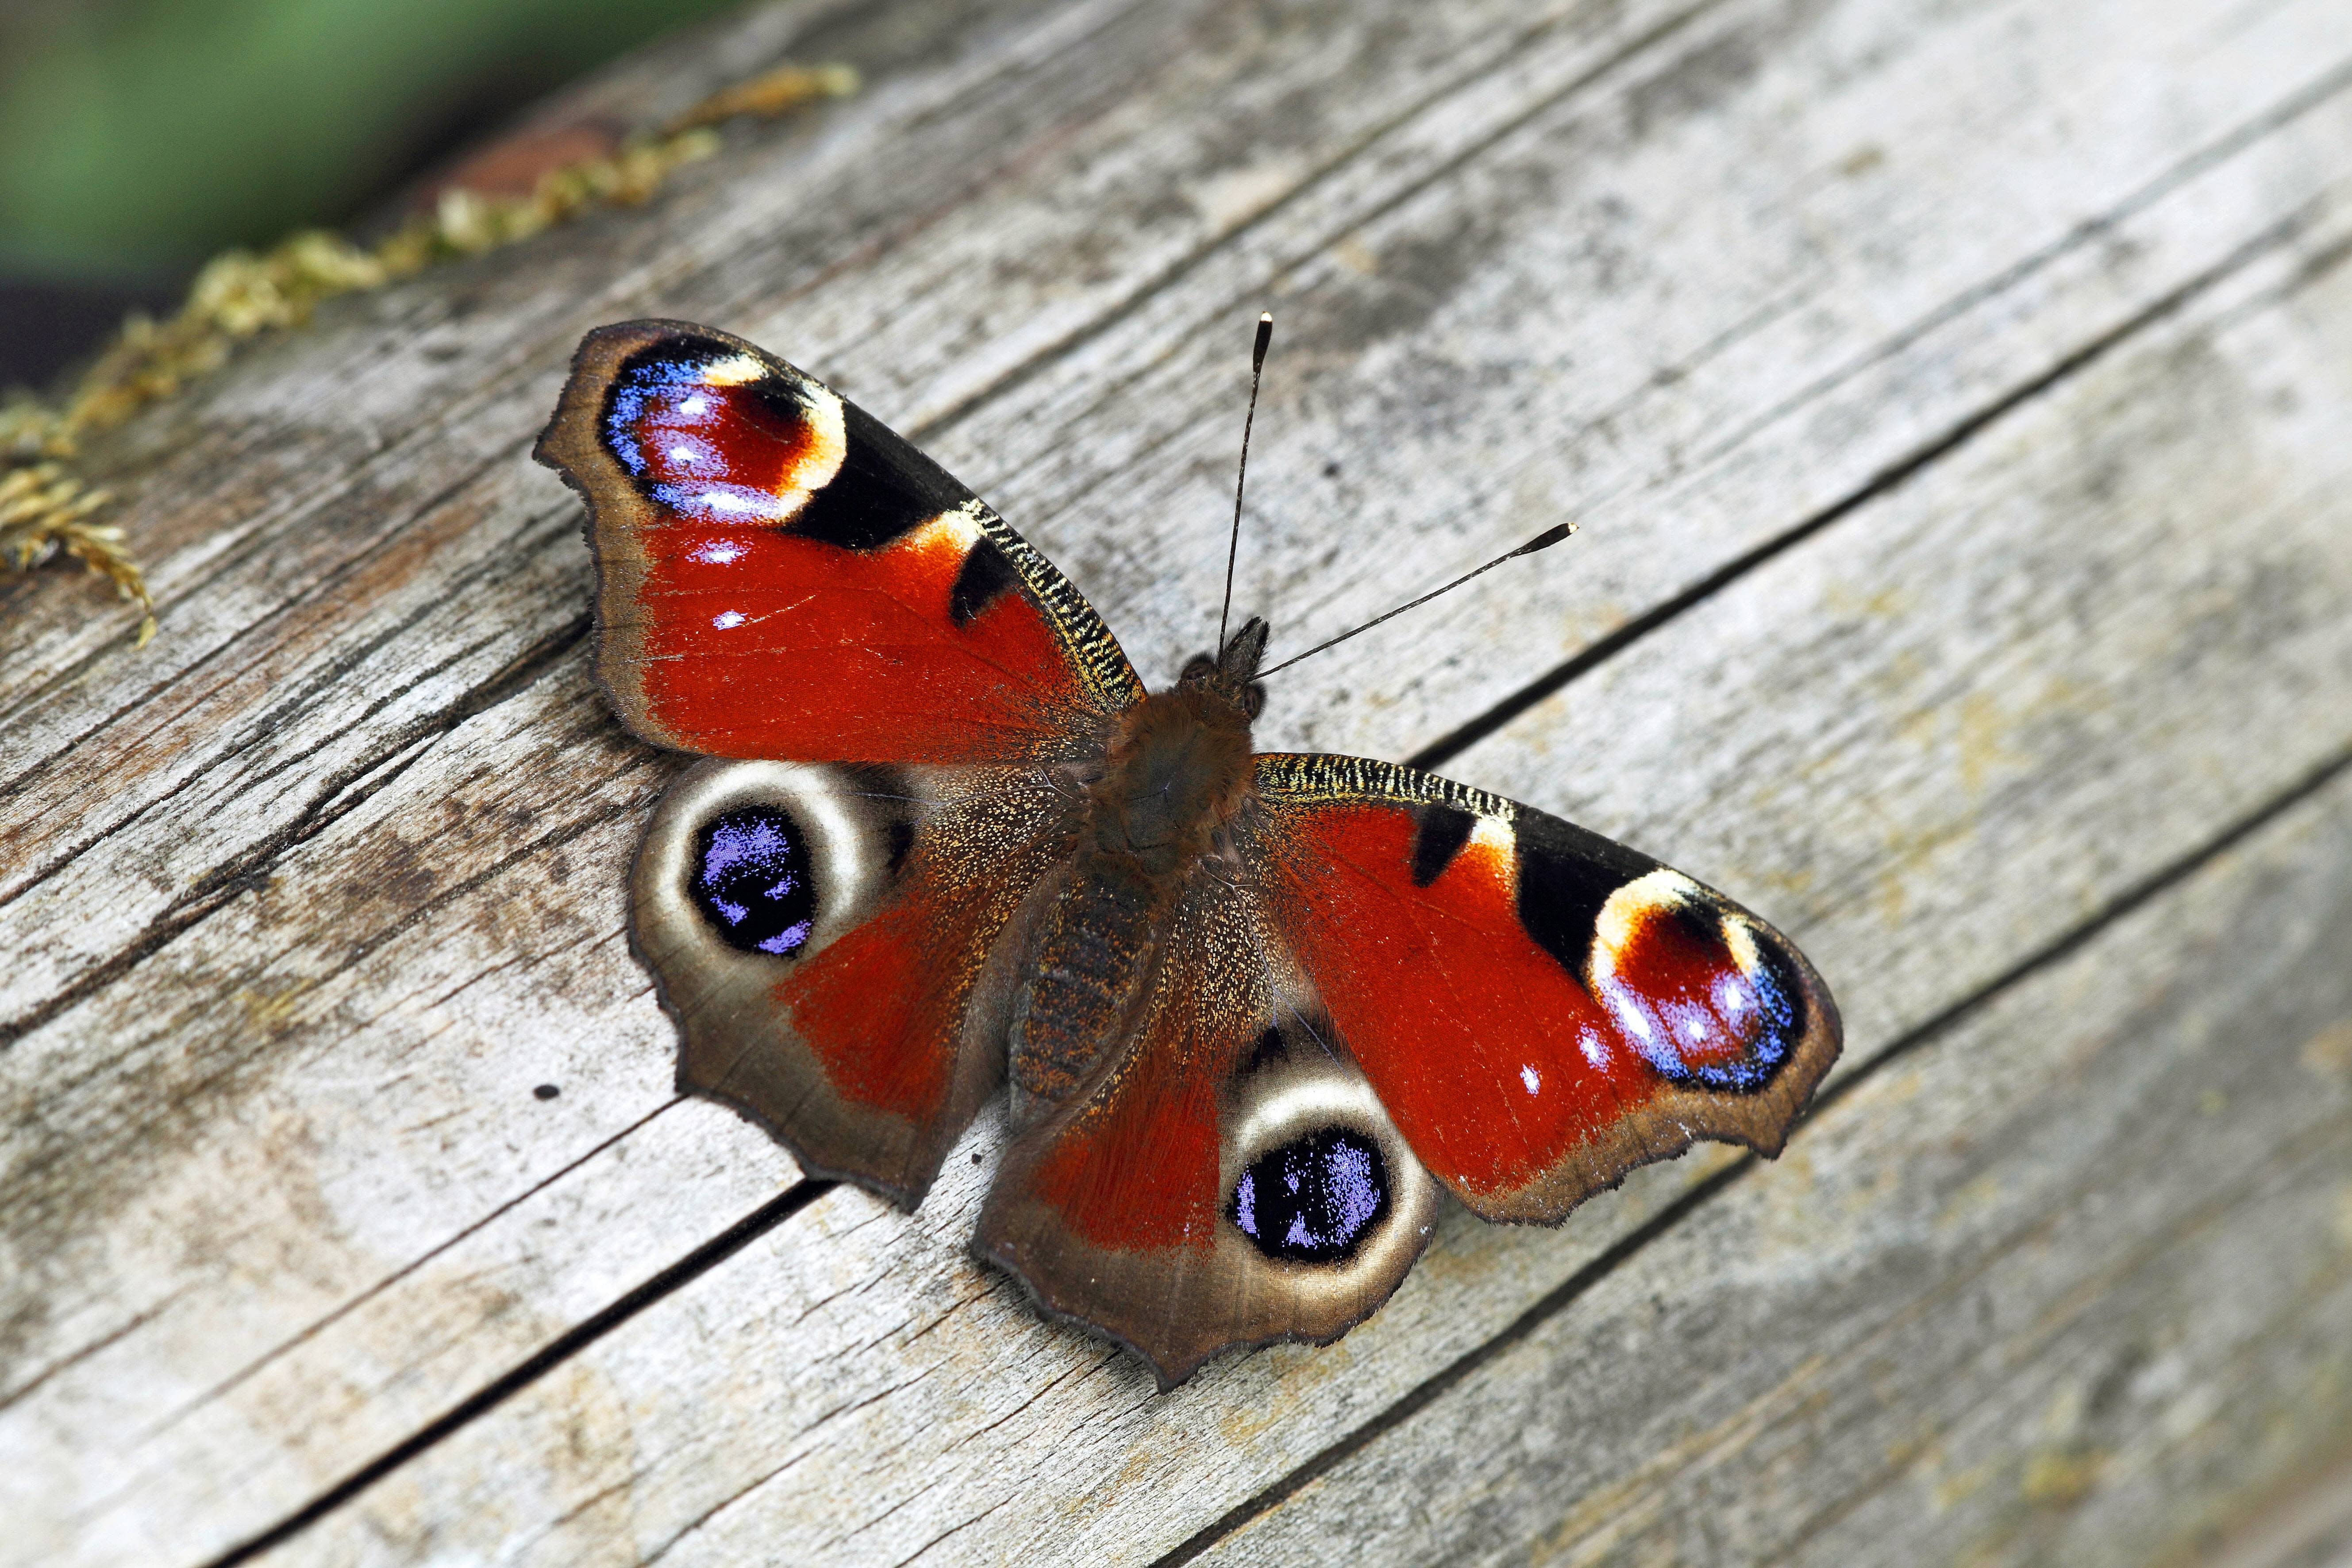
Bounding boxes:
[1008,849,1160,1107]
[1006,683,1257,1114]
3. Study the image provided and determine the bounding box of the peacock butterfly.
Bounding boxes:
[534,316,1842,1388]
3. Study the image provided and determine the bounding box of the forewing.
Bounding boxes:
[1247,755,1842,1222]
[975,876,1439,1389]
[536,320,1143,765]
[636,758,1077,1204]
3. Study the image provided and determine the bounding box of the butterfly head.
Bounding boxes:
[1177,614,1268,721]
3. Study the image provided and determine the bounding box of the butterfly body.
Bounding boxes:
[1010,624,1267,1106]
[538,319,1841,1387]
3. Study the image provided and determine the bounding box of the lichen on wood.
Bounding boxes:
[0,61,856,648]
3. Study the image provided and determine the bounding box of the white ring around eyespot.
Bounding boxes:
[1216,1042,1440,1292]
[637,759,883,966]
[1593,867,1703,955]
[699,354,768,387]
[1228,1063,1397,1168]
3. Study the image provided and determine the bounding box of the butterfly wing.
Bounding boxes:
[539,320,1137,1201]
[535,320,1143,766]
[974,750,1836,1386]
[1245,755,1842,1223]
[976,874,1441,1389]
[633,757,1080,1202]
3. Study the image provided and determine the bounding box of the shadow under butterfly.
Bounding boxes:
[534,313,1842,1389]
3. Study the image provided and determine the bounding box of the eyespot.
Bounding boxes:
[1230,1126,1392,1264]
[689,805,817,956]
[1589,886,1807,1093]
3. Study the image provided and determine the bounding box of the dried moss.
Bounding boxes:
[0,61,858,647]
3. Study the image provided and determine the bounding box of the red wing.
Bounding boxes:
[635,759,1075,1204]
[536,320,1142,766]
[976,877,1439,1389]
[1247,755,1842,1222]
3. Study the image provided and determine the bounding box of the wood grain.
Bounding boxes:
[2,0,2348,1560]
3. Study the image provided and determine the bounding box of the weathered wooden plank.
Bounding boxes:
[257,111,2352,1565]
[1187,756,2352,1568]
[1,0,2348,1559]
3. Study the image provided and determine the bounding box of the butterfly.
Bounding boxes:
[534,316,1842,1389]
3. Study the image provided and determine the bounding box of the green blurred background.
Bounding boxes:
[0,0,746,389]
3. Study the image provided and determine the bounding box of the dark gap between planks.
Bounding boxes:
[900,0,1732,447]
[188,199,2339,1561]
[201,1180,836,1568]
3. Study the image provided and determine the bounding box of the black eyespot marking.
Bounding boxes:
[1241,1026,1287,1076]
[949,538,1020,626]
[533,1084,560,1101]
[793,400,970,551]
[690,805,818,956]
[1672,900,1721,951]
[1514,813,1657,979]
[1232,1128,1391,1263]
[1409,804,1476,887]
[885,817,916,877]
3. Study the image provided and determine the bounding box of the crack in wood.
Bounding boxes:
[635,1447,820,1568]
[139,1095,682,1445]
[0,1286,190,1417]
[194,1178,830,1568]
[892,1490,1016,1568]
[1408,205,2319,771]
[0,610,591,1052]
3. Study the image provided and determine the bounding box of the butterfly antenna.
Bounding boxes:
[1216,312,1275,655]
[1256,522,1578,678]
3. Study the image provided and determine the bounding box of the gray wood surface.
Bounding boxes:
[4,0,2349,1562]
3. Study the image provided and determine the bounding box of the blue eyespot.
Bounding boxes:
[690,805,816,956]
[1231,1127,1390,1263]
[1632,940,1802,1092]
